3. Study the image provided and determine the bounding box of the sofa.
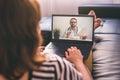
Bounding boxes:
[78,4,120,80]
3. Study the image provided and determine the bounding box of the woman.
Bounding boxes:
[0,0,100,80]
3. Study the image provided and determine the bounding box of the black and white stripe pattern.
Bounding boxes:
[30,54,83,80]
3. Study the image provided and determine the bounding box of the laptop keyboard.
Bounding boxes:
[48,42,92,59]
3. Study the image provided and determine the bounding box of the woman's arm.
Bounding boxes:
[65,46,92,80]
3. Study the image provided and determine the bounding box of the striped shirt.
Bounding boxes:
[29,54,83,80]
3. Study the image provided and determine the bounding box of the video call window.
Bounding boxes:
[52,15,94,41]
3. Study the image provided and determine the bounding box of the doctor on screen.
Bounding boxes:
[64,18,89,40]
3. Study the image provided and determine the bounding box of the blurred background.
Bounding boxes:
[38,0,120,16]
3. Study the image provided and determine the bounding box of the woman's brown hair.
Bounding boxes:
[0,0,42,79]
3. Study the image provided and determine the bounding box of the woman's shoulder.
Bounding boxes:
[45,53,64,61]
[34,53,70,66]
[45,53,74,66]
[30,53,83,80]
[30,54,68,79]
[43,53,72,67]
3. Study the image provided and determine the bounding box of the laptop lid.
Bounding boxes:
[52,14,94,43]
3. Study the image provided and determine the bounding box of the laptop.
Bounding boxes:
[43,14,94,60]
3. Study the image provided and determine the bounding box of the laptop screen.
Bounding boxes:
[52,15,94,42]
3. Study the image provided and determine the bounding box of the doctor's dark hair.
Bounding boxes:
[70,18,77,23]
